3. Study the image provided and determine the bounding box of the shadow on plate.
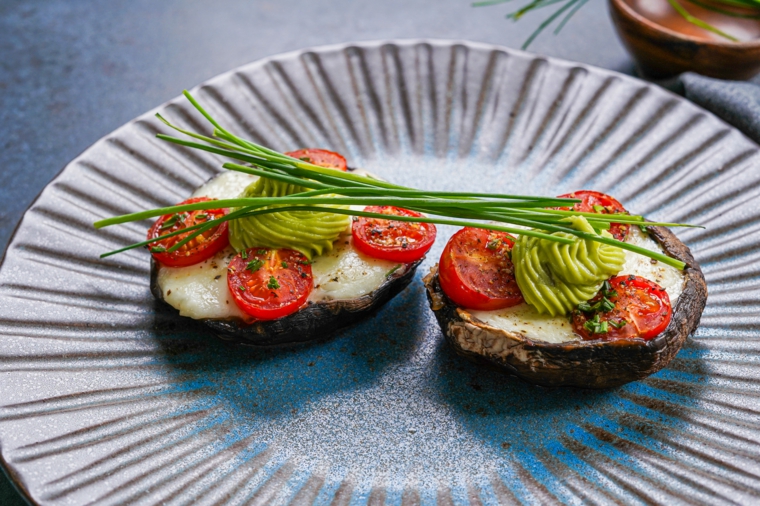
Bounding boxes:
[147,275,710,461]
[150,281,428,419]
[425,326,711,454]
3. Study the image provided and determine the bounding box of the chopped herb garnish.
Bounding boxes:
[386,264,403,278]
[599,280,618,301]
[281,261,288,268]
[578,279,620,330]
[246,259,263,272]
[241,250,248,260]
[583,313,608,334]
[583,317,599,334]
[196,214,208,220]
[486,239,500,250]
[257,249,266,255]
[160,215,179,230]
[238,285,246,292]
[581,313,619,334]
[600,297,615,313]
[267,276,280,289]
[150,245,166,253]
[592,204,605,213]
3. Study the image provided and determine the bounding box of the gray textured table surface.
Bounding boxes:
[0,0,664,503]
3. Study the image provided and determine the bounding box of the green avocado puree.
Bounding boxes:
[228,177,349,259]
[512,216,625,316]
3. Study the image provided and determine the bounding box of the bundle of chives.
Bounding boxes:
[93,91,698,269]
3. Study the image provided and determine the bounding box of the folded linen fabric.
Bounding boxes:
[679,73,760,146]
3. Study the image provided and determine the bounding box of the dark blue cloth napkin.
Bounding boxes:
[678,73,760,146]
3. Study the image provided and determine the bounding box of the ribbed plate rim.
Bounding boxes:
[1,38,758,506]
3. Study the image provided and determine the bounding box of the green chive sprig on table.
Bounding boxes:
[474,0,760,48]
[93,90,700,270]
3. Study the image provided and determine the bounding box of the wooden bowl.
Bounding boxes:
[609,0,760,80]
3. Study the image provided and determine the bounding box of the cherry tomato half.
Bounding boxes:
[572,275,672,341]
[556,190,630,241]
[286,148,348,171]
[438,227,523,311]
[147,197,229,267]
[227,248,314,320]
[351,206,437,263]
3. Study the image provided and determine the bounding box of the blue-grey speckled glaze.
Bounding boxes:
[0,40,759,505]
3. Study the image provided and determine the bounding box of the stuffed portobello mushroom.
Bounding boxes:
[146,149,436,347]
[424,191,707,389]
[151,252,421,348]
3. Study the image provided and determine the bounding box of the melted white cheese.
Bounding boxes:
[470,226,686,343]
[190,171,259,200]
[158,248,246,320]
[310,231,404,301]
[156,171,399,320]
[618,227,684,301]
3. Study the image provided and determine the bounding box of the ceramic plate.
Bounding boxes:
[1,40,759,505]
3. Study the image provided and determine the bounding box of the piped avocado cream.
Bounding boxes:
[228,178,349,259]
[512,216,625,316]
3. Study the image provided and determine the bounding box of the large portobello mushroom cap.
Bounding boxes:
[152,258,422,347]
[424,226,707,389]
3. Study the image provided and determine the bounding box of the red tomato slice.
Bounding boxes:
[286,148,348,171]
[572,275,672,341]
[147,197,229,267]
[351,206,437,263]
[227,248,313,320]
[438,227,523,311]
[557,190,630,241]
